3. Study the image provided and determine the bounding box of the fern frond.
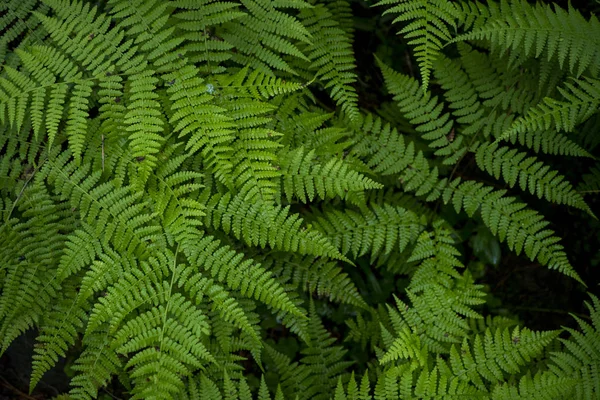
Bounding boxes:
[308,203,423,261]
[204,192,348,261]
[31,282,89,390]
[377,59,454,154]
[68,330,124,400]
[115,302,214,399]
[372,363,485,399]
[507,129,591,157]
[219,0,312,75]
[445,179,582,282]
[0,51,76,147]
[299,3,359,121]
[386,223,486,354]
[181,233,305,320]
[200,374,224,400]
[436,45,591,157]
[457,43,539,133]
[548,294,600,400]
[106,0,184,70]
[0,182,66,351]
[146,153,205,246]
[227,102,282,202]
[334,372,372,400]
[390,151,582,282]
[37,0,145,75]
[500,77,600,142]
[299,302,354,400]
[264,253,367,309]
[40,151,164,255]
[0,0,48,67]
[449,326,560,389]
[125,69,166,185]
[475,142,592,214]
[374,0,462,91]
[454,0,600,78]
[171,0,242,73]
[490,370,576,400]
[213,66,304,99]
[174,265,261,348]
[163,64,235,182]
[280,147,382,204]
[380,326,427,366]
[264,343,313,399]
[350,112,418,177]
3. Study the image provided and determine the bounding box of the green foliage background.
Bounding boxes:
[0,0,599,399]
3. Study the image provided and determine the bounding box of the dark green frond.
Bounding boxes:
[475,142,592,214]
[374,0,462,91]
[500,77,600,142]
[299,3,359,121]
[455,0,600,78]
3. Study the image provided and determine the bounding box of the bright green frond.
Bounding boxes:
[449,326,560,389]
[280,147,383,204]
[308,203,423,260]
[204,192,348,261]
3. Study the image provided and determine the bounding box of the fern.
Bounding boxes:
[298,1,359,121]
[500,77,600,141]
[374,0,462,91]
[0,0,48,67]
[279,146,382,204]
[307,203,423,261]
[203,191,348,261]
[1,0,599,398]
[377,57,454,152]
[219,0,312,75]
[475,142,592,214]
[548,295,600,399]
[455,0,600,78]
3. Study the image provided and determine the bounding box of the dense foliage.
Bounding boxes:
[0,0,599,398]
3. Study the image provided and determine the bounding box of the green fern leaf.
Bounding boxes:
[490,370,576,400]
[308,203,423,260]
[31,284,89,390]
[549,295,600,399]
[500,77,600,142]
[449,326,560,389]
[455,0,600,78]
[475,142,592,214]
[280,147,383,204]
[204,192,348,262]
[299,3,359,121]
[374,0,461,91]
[68,330,124,400]
[377,59,454,154]
[219,0,311,75]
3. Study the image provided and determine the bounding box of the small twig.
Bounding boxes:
[577,190,600,194]
[0,375,41,400]
[101,134,105,172]
[101,387,123,400]
[514,306,592,321]
[2,157,46,225]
